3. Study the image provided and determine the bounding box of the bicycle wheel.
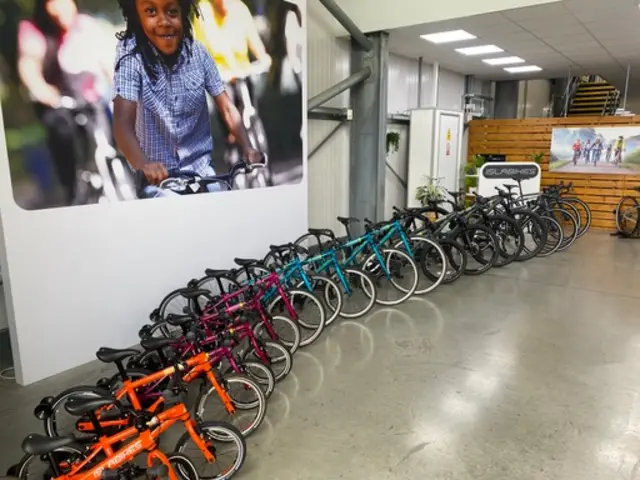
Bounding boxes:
[362,248,419,306]
[552,200,582,238]
[327,268,377,319]
[195,374,266,438]
[15,445,86,480]
[175,421,246,480]
[615,196,639,236]
[513,209,547,262]
[393,236,447,295]
[266,289,326,347]
[537,215,564,257]
[165,452,200,480]
[253,314,301,355]
[243,340,292,382]
[43,386,108,438]
[486,214,525,268]
[454,224,499,275]
[236,360,275,399]
[548,208,578,252]
[562,197,592,238]
[295,275,343,326]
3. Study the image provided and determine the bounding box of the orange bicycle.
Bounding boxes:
[15,374,246,480]
[40,336,266,441]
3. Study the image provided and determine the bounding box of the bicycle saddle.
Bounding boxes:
[65,394,119,417]
[96,347,140,364]
[234,258,259,267]
[502,184,517,191]
[447,190,465,198]
[21,433,76,456]
[166,314,194,327]
[179,288,210,300]
[633,186,640,192]
[204,269,229,278]
[308,228,335,238]
[337,216,360,226]
[140,336,175,352]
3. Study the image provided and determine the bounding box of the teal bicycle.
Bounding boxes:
[295,222,419,307]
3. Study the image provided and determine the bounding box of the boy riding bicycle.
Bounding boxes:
[111,0,262,198]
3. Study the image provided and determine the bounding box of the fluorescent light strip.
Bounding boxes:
[483,56,525,66]
[420,30,476,44]
[504,65,542,73]
[456,45,504,56]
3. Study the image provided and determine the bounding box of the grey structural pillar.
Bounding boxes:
[349,31,389,232]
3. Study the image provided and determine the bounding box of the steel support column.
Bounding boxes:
[349,31,389,232]
[623,63,631,110]
[433,62,440,107]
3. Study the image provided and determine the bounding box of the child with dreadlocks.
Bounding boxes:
[112,0,261,192]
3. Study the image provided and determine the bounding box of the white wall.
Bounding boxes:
[437,68,465,111]
[307,1,350,234]
[0,2,310,385]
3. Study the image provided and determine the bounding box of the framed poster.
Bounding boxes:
[550,126,640,175]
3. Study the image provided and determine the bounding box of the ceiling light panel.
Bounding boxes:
[483,56,525,66]
[504,65,542,73]
[456,45,504,56]
[420,30,477,44]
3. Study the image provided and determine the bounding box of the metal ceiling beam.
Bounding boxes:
[308,107,350,121]
[317,0,373,52]
[308,67,371,112]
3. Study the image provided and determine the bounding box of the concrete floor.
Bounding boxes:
[2,231,640,479]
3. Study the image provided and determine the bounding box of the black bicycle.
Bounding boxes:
[135,155,268,198]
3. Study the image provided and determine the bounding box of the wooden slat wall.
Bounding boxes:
[468,116,640,230]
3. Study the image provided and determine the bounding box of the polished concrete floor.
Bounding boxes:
[3,231,640,479]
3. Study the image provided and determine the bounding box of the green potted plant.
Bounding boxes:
[530,152,545,164]
[415,175,443,206]
[386,131,400,155]
[461,155,486,194]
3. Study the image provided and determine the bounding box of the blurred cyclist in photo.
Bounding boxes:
[16,0,114,204]
[193,0,272,168]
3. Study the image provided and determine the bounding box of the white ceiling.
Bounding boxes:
[387,0,640,90]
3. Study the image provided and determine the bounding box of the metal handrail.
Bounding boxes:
[561,76,581,116]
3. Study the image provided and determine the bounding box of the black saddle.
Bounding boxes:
[140,336,175,351]
[96,347,140,364]
[503,184,517,191]
[633,186,640,192]
[204,269,229,277]
[65,394,119,417]
[308,228,335,238]
[22,433,76,456]
[337,216,359,226]
[166,314,193,327]
[234,258,259,267]
[179,289,210,300]
[447,190,465,198]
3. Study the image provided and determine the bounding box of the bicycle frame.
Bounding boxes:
[62,401,211,480]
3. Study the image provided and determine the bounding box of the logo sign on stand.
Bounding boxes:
[477,162,541,197]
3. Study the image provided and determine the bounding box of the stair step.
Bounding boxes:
[579,84,616,90]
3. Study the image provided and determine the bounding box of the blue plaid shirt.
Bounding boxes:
[112,37,226,175]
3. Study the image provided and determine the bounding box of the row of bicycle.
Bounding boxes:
[6,180,588,480]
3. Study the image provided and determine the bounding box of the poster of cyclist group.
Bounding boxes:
[0,0,304,209]
[549,126,640,175]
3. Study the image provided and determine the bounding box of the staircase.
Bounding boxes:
[568,80,620,116]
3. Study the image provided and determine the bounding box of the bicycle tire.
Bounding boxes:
[486,214,525,268]
[234,360,275,399]
[615,196,640,236]
[174,421,246,480]
[451,224,499,275]
[326,268,377,319]
[294,274,343,326]
[15,445,86,480]
[253,314,301,355]
[552,200,582,238]
[512,209,547,262]
[562,197,592,238]
[165,452,200,480]
[537,215,564,257]
[266,289,326,347]
[393,236,447,294]
[195,374,266,439]
[362,248,419,306]
[44,386,109,438]
[547,208,578,252]
[243,340,292,383]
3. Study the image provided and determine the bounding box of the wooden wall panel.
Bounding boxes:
[468,116,640,231]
